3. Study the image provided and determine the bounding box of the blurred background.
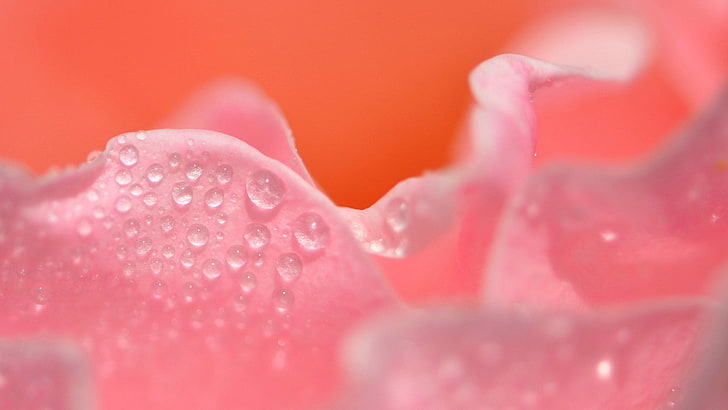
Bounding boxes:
[0,0,712,208]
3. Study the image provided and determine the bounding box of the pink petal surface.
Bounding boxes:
[487,85,728,308]
[0,129,400,409]
[334,300,712,410]
[343,54,602,302]
[0,339,94,410]
[160,79,314,184]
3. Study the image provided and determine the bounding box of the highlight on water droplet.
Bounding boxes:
[246,169,285,210]
[244,223,271,249]
[225,245,248,269]
[146,163,165,184]
[215,164,233,184]
[202,258,223,279]
[119,145,139,166]
[171,183,193,205]
[293,212,330,251]
[276,253,303,282]
[187,224,210,247]
[204,188,224,209]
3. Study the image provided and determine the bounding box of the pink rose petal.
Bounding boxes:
[342,54,601,302]
[0,129,399,409]
[487,86,728,308]
[334,300,712,409]
[160,79,314,184]
[0,339,94,410]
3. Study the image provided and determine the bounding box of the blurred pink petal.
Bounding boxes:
[487,85,728,308]
[335,299,712,409]
[0,129,399,409]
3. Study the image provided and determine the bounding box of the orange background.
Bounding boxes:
[0,1,688,208]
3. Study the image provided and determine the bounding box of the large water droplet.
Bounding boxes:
[240,273,257,293]
[187,224,210,247]
[293,212,330,251]
[225,245,248,269]
[185,162,203,181]
[171,183,193,205]
[204,188,224,209]
[180,249,196,268]
[276,253,302,282]
[115,196,133,213]
[159,215,175,233]
[119,145,139,166]
[244,223,271,249]
[115,169,132,186]
[146,163,165,184]
[246,169,285,210]
[202,258,223,279]
[215,164,233,184]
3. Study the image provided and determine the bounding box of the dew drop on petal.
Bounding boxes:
[180,249,196,268]
[202,258,223,279]
[143,192,158,207]
[171,183,193,205]
[239,273,257,293]
[146,163,165,184]
[215,164,233,184]
[168,153,182,169]
[159,215,175,233]
[246,169,285,210]
[161,245,175,259]
[119,145,139,166]
[135,130,147,140]
[129,183,143,197]
[244,223,271,249]
[150,258,163,274]
[115,196,133,213]
[225,245,247,269]
[273,288,294,313]
[135,237,153,256]
[32,286,52,305]
[216,212,227,225]
[204,188,224,209]
[123,219,141,238]
[77,218,93,237]
[185,162,203,181]
[385,198,408,233]
[115,169,132,186]
[187,224,209,247]
[293,212,330,251]
[276,253,302,282]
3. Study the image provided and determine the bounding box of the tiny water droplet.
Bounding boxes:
[171,183,193,205]
[239,273,256,293]
[253,252,265,267]
[202,258,223,279]
[246,169,285,210]
[293,212,330,251]
[159,215,175,233]
[187,224,209,247]
[117,245,129,260]
[77,218,93,237]
[225,245,247,269]
[168,153,182,169]
[32,286,52,305]
[216,212,227,225]
[215,164,233,184]
[150,258,163,274]
[135,130,147,140]
[115,196,133,213]
[115,169,132,186]
[244,223,271,249]
[135,237,153,256]
[385,198,408,233]
[119,145,139,166]
[123,219,141,238]
[274,288,294,313]
[143,192,158,207]
[145,163,165,184]
[185,162,203,180]
[152,281,167,299]
[276,253,302,282]
[180,249,196,268]
[129,183,144,197]
[161,245,175,259]
[204,188,224,208]
[122,261,136,276]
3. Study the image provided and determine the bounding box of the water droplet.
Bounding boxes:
[204,188,224,208]
[117,245,129,260]
[143,192,158,207]
[239,273,257,293]
[171,183,193,205]
[180,249,196,268]
[115,196,133,213]
[150,258,163,274]
[216,212,227,225]
[242,223,270,249]
[146,163,165,184]
[77,218,93,237]
[159,215,175,233]
[185,162,203,180]
[32,286,52,305]
[87,189,99,202]
[168,153,182,169]
[135,130,147,140]
[385,198,408,233]
[276,253,302,282]
[119,145,139,166]
[161,245,175,259]
[123,219,141,237]
[293,212,330,251]
[274,288,294,313]
[253,252,265,267]
[117,134,127,144]
[152,281,167,299]
[135,237,153,256]
[215,164,233,184]
[596,359,612,380]
[129,183,143,197]
[115,169,132,186]
[122,261,136,276]
[187,224,209,247]
[246,169,285,210]
[202,258,223,279]
[225,245,248,269]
